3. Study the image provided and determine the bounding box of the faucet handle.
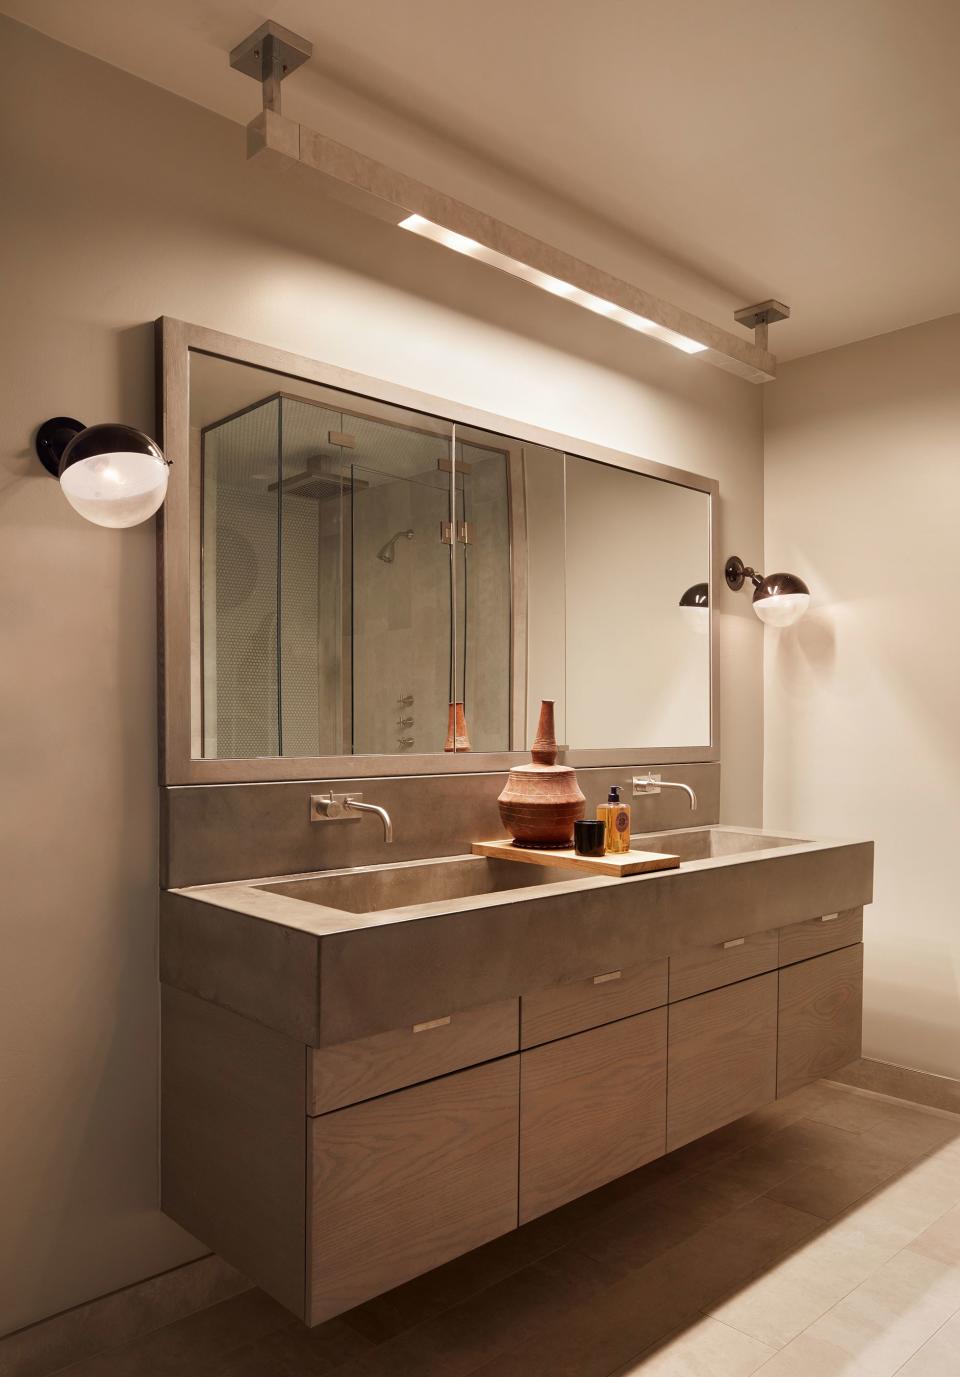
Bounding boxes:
[632,773,661,795]
[310,792,362,822]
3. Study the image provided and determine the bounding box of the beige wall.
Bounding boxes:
[763,313,960,1080]
[0,17,763,1334]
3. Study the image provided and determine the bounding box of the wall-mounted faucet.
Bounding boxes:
[310,792,394,843]
[632,774,698,811]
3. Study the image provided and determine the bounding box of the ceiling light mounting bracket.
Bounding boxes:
[229,21,312,115]
[734,299,790,351]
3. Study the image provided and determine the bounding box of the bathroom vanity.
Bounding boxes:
[155,320,872,1326]
[159,803,870,1325]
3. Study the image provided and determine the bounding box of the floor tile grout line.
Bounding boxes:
[735,1164,960,1368]
[887,1299,960,1377]
[43,1298,296,1377]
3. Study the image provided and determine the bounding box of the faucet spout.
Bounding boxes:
[310,791,395,842]
[670,781,698,810]
[345,798,394,843]
[632,774,697,811]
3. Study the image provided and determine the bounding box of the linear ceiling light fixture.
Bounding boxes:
[229,21,785,383]
[397,215,708,354]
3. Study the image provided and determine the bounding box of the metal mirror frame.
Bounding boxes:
[157,316,720,785]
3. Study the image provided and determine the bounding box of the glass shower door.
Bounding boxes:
[345,405,453,756]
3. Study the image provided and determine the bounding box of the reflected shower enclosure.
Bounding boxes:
[198,387,516,759]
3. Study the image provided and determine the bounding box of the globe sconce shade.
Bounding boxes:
[724,555,810,627]
[679,581,709,635]
[34,418,170,529]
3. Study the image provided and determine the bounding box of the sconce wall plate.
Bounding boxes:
[35,416,85,478]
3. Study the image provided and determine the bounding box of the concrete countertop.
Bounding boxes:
[159,825,874,1046]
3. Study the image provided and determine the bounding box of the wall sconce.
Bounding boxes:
[35,418,170,529]
[725,555,810,627]
[679,582,709,634]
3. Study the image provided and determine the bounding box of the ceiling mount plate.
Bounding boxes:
[229,21,312,83]
[734,299,791,330]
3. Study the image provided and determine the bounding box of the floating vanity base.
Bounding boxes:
[471,838,680,877]
[160,825,872,1327]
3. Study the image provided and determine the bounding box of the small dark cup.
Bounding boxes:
[574,819,606,857]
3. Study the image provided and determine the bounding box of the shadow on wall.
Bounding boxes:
[864,959,960,1080]
[769,609,837,700]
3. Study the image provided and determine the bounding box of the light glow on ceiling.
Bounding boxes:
[399,214,708,355]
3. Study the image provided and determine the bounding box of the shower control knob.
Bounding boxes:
[397,694,414,708]
[397,716,414,729]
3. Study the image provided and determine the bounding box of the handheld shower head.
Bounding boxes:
[377,528,415,564]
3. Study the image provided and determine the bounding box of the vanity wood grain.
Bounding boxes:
[666,972,778,1152]
[777,944,864,1098]
[308,998,518,1114]
[308,1058,519,1324]
[519,1008,667,1222]
[160,986,307,1318]
[779,907,863,967]
[668,928,779,1002]
[520,960,667,1048]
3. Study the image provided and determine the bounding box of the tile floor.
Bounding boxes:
[50,1081,960,1376]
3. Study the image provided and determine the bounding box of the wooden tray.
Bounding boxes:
[471,839,680,878]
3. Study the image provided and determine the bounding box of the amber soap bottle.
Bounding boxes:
[597,785,631,854]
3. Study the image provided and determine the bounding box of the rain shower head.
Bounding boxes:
[377,529,415,563]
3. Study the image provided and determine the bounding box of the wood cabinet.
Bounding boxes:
[161,907,865,1327]
[666,973,778,1152]
[777,944,864,1098]
[309,998,518,1114]
[519,1009,667,1222]
[669,929,779,1002]
[308,1058,519,1324]
[520,960,667,1048]
[779,908,863,967]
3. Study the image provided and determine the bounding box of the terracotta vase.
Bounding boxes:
[497,700,585,848]
[444,701,472,752]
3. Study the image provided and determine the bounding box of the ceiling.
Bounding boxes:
[6,0,960,361]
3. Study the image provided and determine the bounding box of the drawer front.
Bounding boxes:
[309,998,519,1114]
[666,972,778,1153]
[779,908,863,967]
[521,960,667,1048]
[777,944,864,1099]
[669,929,779,1003]
[519,1008,667,1222]
[308,1058,519,1324]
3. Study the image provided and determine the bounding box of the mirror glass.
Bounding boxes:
[187,350,711,761]
[564,456,711,748]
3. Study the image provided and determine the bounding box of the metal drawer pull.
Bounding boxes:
[593,970,622,985]
[722,938,746,949]
[820,913,839,923]
[412,1016,451,1033]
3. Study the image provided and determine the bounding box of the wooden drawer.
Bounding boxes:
[520,960,667,1048]
[778,944,864,1099]
[519,1008,667,1223]
[669,929,779,1003]
[308,1058,519,1324]
[309,998,518,1114]
[779,908,863,967]
[666,972,777,1152]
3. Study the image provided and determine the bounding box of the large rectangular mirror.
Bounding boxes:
[159,319,717,783]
